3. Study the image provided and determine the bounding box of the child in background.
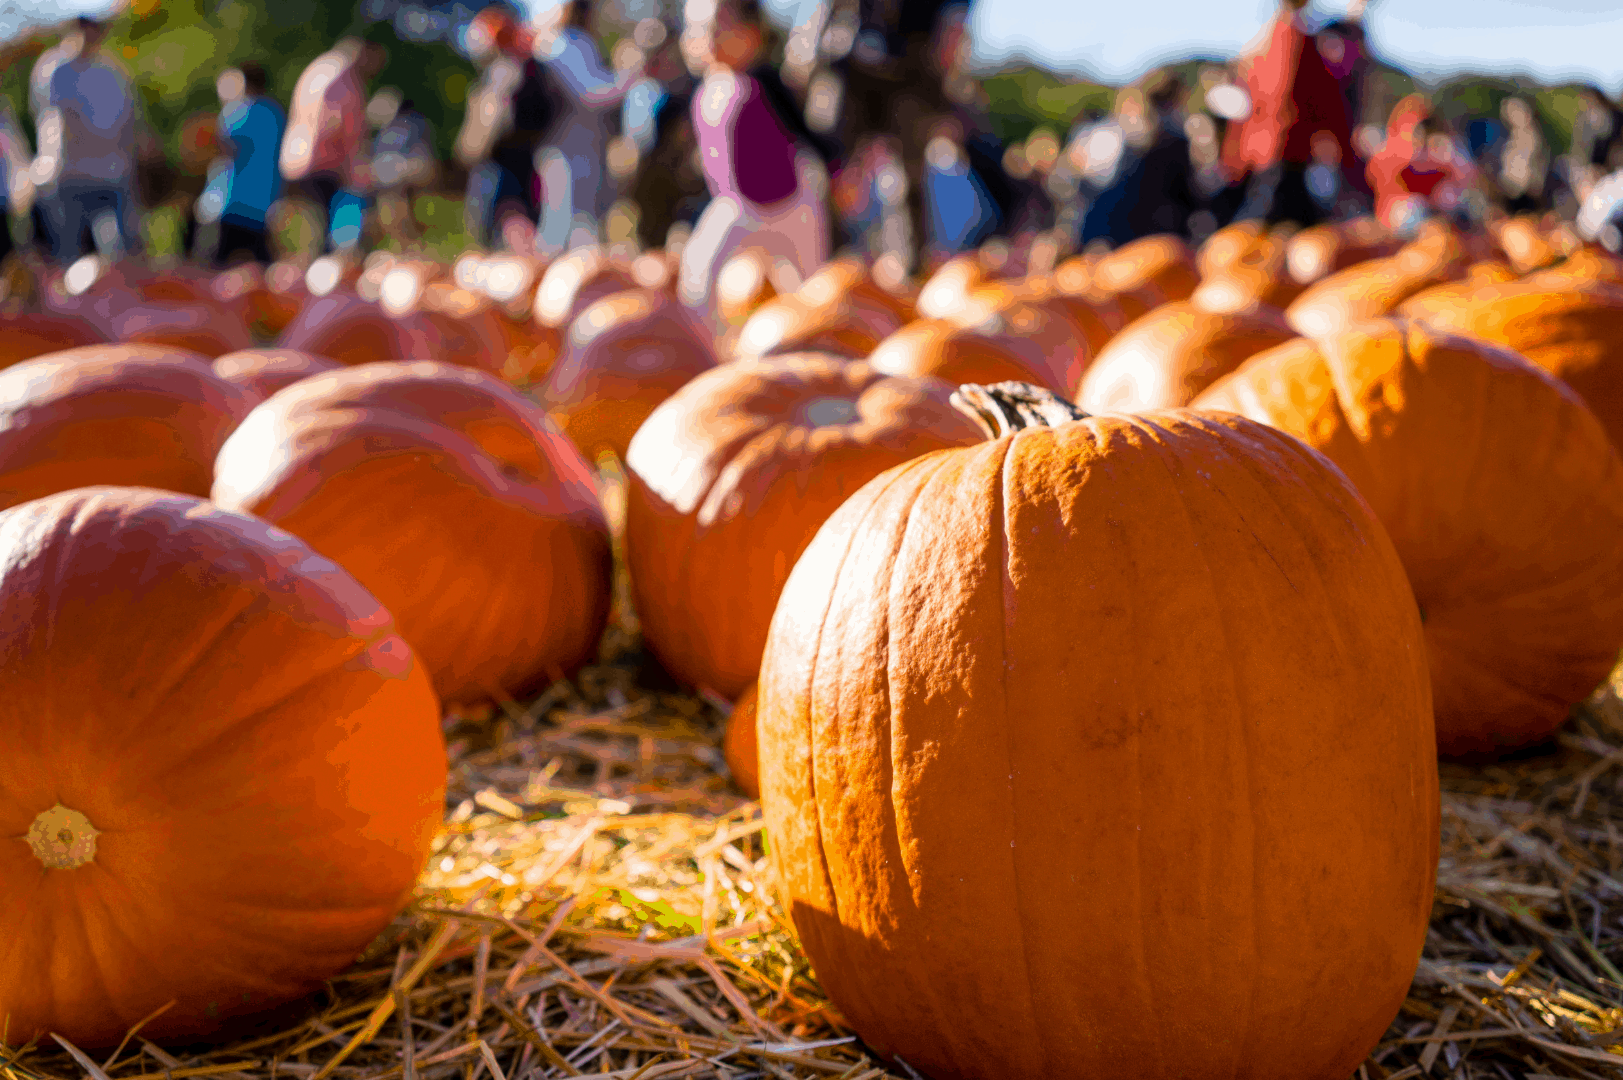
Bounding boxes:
[677,0,830,332]
[214,64,286,266]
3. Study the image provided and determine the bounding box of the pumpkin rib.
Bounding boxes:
[990,429,1050,1063]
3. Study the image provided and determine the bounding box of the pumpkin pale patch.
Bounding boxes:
[212,361,612,707]
[625,355,983,700]
[759,383,1437,1079]
[1196,321,1623,756]
[212,348,343,400]
[0,487,445,1047]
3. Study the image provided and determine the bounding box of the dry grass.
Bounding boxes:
[7,465,1623,1080]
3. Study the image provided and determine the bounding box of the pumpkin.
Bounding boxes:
[0,485,445,1047]
[758,381,1436,1079]
[1195,221,1267,279]
[916,254,990,320]
[1493,216,1562,274]
[539,289,718,461]
[723,683,759,799]
[533,246,639,330]
[213,348,342,400]
[1396,281,1623,453]
[0,311,107,372]
[715,249,781,327]
[1076,300,1297,412]
[1190,231,1305,312]
[277,293,501,373]
[1087,234,1200,320]
[868,308,1086,397]
[735,260,912,361]
[1284,221,1396,286]
[624,355,983,700]
[212,361,611,707]
[110,300,257,358]
[0,344,256,512]
[1195,320,1623,756]
[1284,227,1466,339]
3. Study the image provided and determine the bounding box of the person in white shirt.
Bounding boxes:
[34,17,142,263]
[533,1,643,254]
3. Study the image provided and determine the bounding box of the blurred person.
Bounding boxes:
[678,0,830,332]
[174,109,222,259]
[1315,8,1371,129]
[784,0,970,268]
[456,5,551,248]
[370,91,436,247]
[920,115,999,257]
[35,16,143,263]
[1080,74,1196,245]
[26,24,78,258]
[1496,96,1549,216]
[0,99,33,268]
[213,64,286,267]
[1221,0,1362,228]
[281,37,386,256]
[1366,95,1477,234]
[1569,86,1623,204]
[533,0,644,254]
[623,28,710,249]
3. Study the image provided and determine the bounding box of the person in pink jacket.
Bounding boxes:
[280,38,385,254]
[678,0,829,332]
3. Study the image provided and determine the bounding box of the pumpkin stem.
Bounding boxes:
[950,382,1091,440]
[26,804,99,870]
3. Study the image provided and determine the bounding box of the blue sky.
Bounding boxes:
[5,0,1622,93]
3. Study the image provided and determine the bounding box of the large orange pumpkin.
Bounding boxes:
[1523,247,1623,289]
[758,381,1436,1079]
[539,289,718,461]
[0,311,107,371]
[1283,220,1396,287]
[1285,227,1466,339]
[1395,281,1623,452]
[1077,301,1297,412]
[868,308,1085,397]
[0,344,257,512]
[625,356,983,700]
[213,348,342,399]
[1191,228,1304,311]
[213,362,611,707]
[0,486,445,1047]
[109,300,256,358]
[1196,320,1623,756]
[915,254,991,320]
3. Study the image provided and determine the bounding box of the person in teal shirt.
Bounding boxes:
[214,64,285,266]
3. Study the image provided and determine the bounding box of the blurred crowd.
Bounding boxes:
[4,0,1623,307]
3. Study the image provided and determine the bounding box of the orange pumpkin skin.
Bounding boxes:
[1077,301,1297,412]
[275,293,504,374]
[868,312,1084,397]
[1284,222,1396,286]
[1196,321,1623,756]
[915,255,990,320]
[0,486,445,1047]
[213,348,343,400]
[540,289,718,461]
[1192,230,1305,311]
[1396,282,1623,453]
[759,400,1436,1079]
[110,301,256,358]
[1493,216,1562,274]
[624,356,983,700]
[0,311,107,371]
[723,684,760,799]
[1195,221,1267,279]
[0,344,257,512]
[212,362,612,706]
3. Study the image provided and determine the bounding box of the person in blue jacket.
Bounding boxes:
[214,64,286,266]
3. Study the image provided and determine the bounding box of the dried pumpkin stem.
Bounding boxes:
[26,804,100,869]
[949,382,1091,440]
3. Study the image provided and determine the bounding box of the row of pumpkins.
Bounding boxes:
[3,211,1623,1079]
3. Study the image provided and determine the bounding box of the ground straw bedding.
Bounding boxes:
[7,470,1623,1080]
